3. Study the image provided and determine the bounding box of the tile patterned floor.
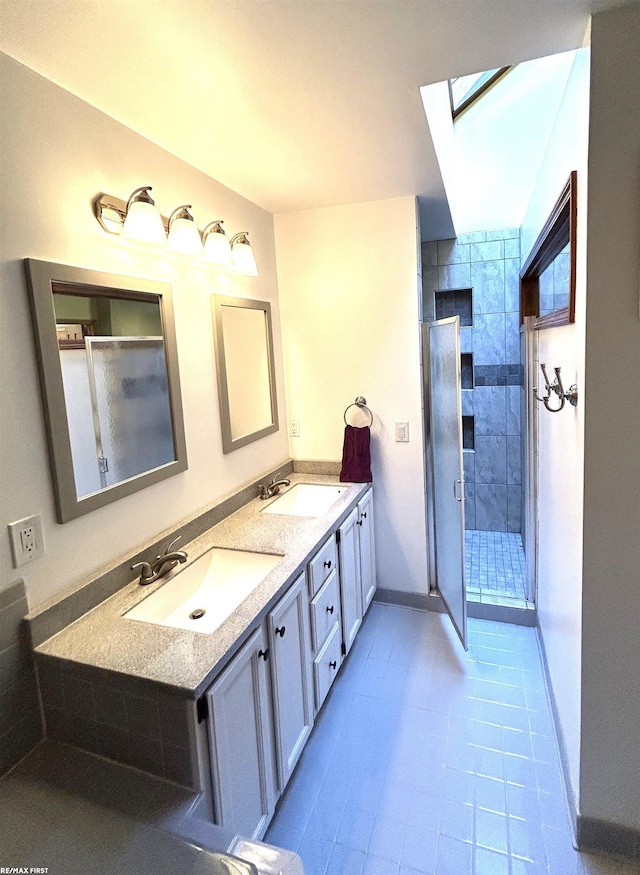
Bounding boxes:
[266,604,636,875]
[466,530,528,606]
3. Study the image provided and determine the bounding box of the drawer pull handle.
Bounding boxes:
[329,660,337,670]
[258,648,269,661]
[326,605,334,615]
[323,560,332,569]
[275,626,286,638]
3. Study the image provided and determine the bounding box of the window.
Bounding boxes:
[448,67,511,119]
[520,171,577,329]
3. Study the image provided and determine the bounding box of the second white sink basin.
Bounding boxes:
[261,483,346,517]
[125,548,282,635]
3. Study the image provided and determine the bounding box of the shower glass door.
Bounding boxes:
[424,317,467,649]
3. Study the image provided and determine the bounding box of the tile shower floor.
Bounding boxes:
[266,604,634,875]
[466,530,528,606]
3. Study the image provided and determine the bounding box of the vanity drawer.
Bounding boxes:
[310,569,340,652]
[308,536,337,596]
[313,621,342,711]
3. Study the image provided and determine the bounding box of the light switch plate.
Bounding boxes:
[8,514,45,567]
[395,421,410,442]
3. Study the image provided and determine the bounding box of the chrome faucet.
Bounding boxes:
[258,472,291,500]
[131,536,188,585]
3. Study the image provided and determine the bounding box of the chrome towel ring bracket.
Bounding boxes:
[344,396,373,427]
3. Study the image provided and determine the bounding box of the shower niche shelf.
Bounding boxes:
[461,353,474,390]
[435,288,473,326]
[462,415,475,451]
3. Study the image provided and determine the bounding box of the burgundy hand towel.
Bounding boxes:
[340,425,372,483]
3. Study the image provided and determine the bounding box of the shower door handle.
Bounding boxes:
[453,479,463,502]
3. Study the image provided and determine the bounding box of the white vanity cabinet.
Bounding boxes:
[204,486,375,839]
[205,625,276,841]
[338,489,376,656]
[308,536,343,712]
[267,571,314,791]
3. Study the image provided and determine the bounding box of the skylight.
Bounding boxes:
[449,67,511,118]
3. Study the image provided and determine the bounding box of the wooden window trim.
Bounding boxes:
[520,171,577,329]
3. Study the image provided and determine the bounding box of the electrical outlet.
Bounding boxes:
[21,526,36,557]
[290,419,300,437]
[8,514,45,568]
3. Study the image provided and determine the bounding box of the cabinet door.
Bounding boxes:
[358,489,377,614]
[206,625,276,840]
[339,506,362,655]
[269,572,314,790]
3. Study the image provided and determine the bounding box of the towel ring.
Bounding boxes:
[344,396,373,427]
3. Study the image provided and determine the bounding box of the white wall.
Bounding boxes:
[581,4,640,833]
[0,54,289,610]
[519,47,590,809]
[275,199,429,595]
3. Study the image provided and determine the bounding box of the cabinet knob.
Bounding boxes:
[258,648,269,661]
[356,520,363,527]
[329,660,337,670]
[326,605,334,615]
[362,511,367,519]
[275,626,286,638]
[323,559,332,569]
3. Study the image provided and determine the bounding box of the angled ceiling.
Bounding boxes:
[0,1,616,237]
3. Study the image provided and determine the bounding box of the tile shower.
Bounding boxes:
[423,230,528,605]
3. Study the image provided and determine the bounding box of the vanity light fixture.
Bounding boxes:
[120,186,167,245]
[167,205,203,255]
[230,232,258,276]
[203,221,232,266]
[94,189,258,275]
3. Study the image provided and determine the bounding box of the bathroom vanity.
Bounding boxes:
[29,473,376,844]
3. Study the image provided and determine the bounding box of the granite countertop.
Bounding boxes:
[35,474,369,698]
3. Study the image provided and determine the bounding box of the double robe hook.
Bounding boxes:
[533,364,578,413]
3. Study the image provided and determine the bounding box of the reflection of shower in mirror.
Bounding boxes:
[60,337,174,497]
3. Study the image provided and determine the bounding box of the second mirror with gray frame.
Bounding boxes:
[212,295,279,453]
[25,259,187,523]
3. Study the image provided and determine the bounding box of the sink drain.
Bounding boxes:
[189,608,206,620]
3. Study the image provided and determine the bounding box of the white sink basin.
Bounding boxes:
[261,483,346,517]
[125,548,282,635]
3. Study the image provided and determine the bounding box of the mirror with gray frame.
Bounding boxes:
[212,295,279,453]
[25,259,187,522]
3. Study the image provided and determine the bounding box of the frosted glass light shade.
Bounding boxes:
[203,222,232,266]
[121,200,166,245]
[230,234,258,276]
[168,206,203,255]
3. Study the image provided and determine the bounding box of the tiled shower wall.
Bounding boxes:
[422,230,523,533]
